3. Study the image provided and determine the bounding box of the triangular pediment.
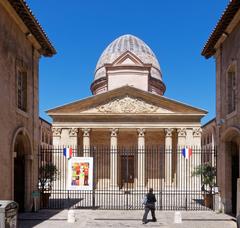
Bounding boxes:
[112,51,144,67]
[81,96,173,114]
[47,86,207,118]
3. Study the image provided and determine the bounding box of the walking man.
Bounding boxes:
[142,188,157,224]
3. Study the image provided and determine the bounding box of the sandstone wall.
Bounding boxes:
[0,3,40,211]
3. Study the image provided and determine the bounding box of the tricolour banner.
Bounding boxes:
[63,147,72,159]
[181,147,192,159]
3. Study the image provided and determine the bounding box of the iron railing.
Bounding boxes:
[38,145,217,210]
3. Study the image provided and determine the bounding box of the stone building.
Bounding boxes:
[47,34,206,190]
[202,0,240,215]
[201,118,216,149]
[201,118,216,167]
[0,0,55,211]
[39,117,53,165]
[39,117,52,148]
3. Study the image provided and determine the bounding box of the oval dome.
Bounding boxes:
[94,34,162,81]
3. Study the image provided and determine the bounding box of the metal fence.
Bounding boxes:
[38,145,217,210]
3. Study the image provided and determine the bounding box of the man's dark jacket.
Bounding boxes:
[146,192,156,208]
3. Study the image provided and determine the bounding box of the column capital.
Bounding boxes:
[52,127,62,137]
[177,128,186,137]
[110,128,118,137]
[193,128,202,137]
[165,128,174,137]
[137,128,145,137]
[69,128,78,137]
[82,128,91,137]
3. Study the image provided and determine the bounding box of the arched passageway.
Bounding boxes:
[221,127,240,215]
[12,129,32,212]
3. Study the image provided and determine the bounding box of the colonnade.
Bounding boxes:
[52,127,202,189]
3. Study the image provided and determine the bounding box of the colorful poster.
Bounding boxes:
[67,157,93,190]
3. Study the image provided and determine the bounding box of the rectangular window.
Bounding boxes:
[17,70,27,112]
[227,70,236,114]
[42,132,44,143]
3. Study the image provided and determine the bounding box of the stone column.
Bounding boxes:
[192,127,202,190]
[110,128,118,189]
[82,128,91,157]
[69,128,78,148]
[177,128,186,146]
[137,128,145,189]
[52,127,62,146]
[177,128,186,188]
[52,128,62,189]
[165,128,173,185]
[193,128,202,148]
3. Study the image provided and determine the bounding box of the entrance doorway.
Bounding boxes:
[231,143,239,215]
[13,130,32,212]
[14,155,25,212]
[121,155,134,187]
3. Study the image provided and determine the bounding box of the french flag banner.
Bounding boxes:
[63,147,73,159]
[181,147,192,159]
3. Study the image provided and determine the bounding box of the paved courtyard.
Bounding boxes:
[18,209,237,228]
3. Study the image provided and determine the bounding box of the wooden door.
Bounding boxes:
[121,155,134,184]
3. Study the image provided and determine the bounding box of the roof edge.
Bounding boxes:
[201,0,240,58]
[46,85,208,115]
[8,0,56,57]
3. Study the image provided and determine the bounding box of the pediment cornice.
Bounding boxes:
[47,86,207,117]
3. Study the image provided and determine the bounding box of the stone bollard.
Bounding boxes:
[68,209,75,223]
[174,211,182,223]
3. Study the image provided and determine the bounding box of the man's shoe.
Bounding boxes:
[142,221,147,224]
[152,218,157,222]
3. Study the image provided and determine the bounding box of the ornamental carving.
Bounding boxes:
[193,128,202,137]
[69,128,78,137]
[165,128,174,137]
[97,96,159,113]
[110,128,118,137]
[52,128,62,137]
[177,128,186,137]
[137,128,145,137]
[82,128,91,137]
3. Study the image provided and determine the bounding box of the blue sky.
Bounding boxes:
[26,0,229,124]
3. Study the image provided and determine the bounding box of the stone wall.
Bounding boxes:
[215,19,240,213]
[0,3,40,211]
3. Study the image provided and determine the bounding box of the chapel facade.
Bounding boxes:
[48,34,206,190]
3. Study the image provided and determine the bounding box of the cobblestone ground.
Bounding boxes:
[18,209,237,228]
